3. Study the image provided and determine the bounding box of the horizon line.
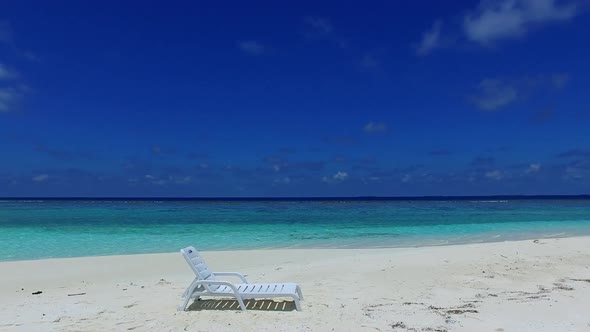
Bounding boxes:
[1,194,590,201]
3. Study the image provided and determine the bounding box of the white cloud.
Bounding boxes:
[334,171,348,181]
[22,51,39,62]
[360,53,380,71]
[238,40,265,55]
[303,17,334,37]
[471,79,518,111]
[0,63,17,80]
[363,121,387,133]
[175,176,192,184]
[564,166,583,180]
[464,0,577,46]
[322,171,349,183]
[273,177,291,185]
[141,174,193,185]
[0,62,26,112]
[485,170,504,180]
[551,73,570,89]
[0,87,22,112]
[362,176,381,184]
[416,20,443,56]
[0,20,12,44]
[32,174,49,182]
[471,73,568,111]
[527,163,541,173]
[302,16,348,48]
[0,21,38,61]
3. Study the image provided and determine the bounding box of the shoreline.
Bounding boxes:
[2,233,589,263]
[1,236,590,331]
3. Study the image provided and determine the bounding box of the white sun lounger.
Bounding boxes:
[178,246,304,311]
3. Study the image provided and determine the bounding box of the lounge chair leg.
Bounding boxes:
[236,296,247,311]
[178,294,191,311]
[296,285,304,301]
[293,296,302,311]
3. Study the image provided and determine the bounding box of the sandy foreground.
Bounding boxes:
[1,238,589,332]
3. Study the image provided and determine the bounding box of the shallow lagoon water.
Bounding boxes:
[1,199,590,261]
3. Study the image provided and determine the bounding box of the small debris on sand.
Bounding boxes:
[391,321,406,328]
[446,309,478,315]
[157,279,171,286]
[570,278,590,284]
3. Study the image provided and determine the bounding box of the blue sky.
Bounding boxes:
[1,0,589,197]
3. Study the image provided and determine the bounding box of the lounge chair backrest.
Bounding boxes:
[180,246,219,291]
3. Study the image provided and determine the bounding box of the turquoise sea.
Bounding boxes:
[1,198,590,261]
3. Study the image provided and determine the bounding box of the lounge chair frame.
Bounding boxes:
[179,246,303,311]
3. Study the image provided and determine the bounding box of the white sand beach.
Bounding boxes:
[1,237,589,331]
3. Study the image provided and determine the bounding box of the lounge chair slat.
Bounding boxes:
[200,270,212,280]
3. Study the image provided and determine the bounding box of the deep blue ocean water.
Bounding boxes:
[1,197,590,261]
